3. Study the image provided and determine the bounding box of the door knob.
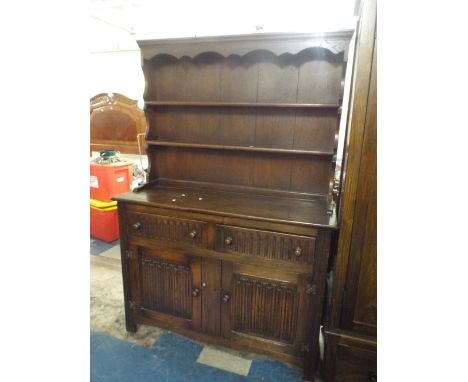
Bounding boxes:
[192,288,200,297]
[189,230,197,239]
[222,294,230,303]
[224,236,233,245]
[294,246,302,257]
[132,222,142,231]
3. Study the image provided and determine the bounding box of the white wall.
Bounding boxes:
[90,15,144,103]
[90,49,144,104]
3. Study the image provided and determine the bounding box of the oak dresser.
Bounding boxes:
[114,31,353,380]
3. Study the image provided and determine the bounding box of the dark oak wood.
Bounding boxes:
[149,148,333,196]
[215,225,317,264]
[115,31,353,381]
[138,31,352,61]
[117,204,136,332]
[146,140,334,156]
[90,92,147,155]
[145,101,340,108]
[201,258,222,336]
[323,0,377,380]
[116,184,337,229]
[323,329,377,382]
[228,266,301,345]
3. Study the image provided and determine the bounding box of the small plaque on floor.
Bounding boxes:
[196,346,252,376]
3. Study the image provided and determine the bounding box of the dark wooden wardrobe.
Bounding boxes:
[323,0,377,380]
[114,31,353,380]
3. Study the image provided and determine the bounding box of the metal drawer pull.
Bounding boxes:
[189,230,197,239]
[225,236,233,245]
[294,246,302,257]
[132,222,142,231]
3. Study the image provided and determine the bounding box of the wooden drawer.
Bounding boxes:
[215,225,316,264]
[126,212,207,247]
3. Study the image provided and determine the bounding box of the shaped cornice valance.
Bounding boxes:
[137,31,354,61]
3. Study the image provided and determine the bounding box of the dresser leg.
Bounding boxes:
[124,299,137,333]
[126,321,137,333]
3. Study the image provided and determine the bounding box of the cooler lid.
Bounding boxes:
[90,198,117,209]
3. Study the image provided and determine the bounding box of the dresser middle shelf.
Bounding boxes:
[146,140,334,157]
[144,101,340,109]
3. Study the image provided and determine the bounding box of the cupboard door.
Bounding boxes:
[221,262,311,357]
[130,245,202,331]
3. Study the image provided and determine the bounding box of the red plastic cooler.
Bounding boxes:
[90,199,119,242]
[90,161,133,202]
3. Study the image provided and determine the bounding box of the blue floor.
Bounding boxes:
[91,331,302,382]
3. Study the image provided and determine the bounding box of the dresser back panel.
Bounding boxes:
[146,107,338,152]
[150,147,331,195]
[144,50,343,103]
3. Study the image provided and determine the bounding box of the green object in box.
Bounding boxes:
[100,149,116,158]
[92,149,124,165]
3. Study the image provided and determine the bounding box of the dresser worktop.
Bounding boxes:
[114,185,337,229]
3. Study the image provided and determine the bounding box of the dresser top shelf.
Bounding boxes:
[114,185,337,229]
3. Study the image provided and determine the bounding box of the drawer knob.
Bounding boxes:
[222,294,231,303]
[132,222,142,231]
[225,237,233,246]
[294,247,302,257]
[189,230,197,239]
[192,288,200,297]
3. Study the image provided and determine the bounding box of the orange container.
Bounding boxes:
[90,161,133,202]
[90,199,119,243]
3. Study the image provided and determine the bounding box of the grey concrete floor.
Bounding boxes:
[90,252,163,347]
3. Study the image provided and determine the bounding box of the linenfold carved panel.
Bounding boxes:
[127,212,206,246]
[139,256,192,319]
[232,275,299,343]
[217,225,316,264]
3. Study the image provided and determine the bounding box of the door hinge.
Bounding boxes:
[125,249,132,259]
[128,300,135,309]
[306,283,317,295]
